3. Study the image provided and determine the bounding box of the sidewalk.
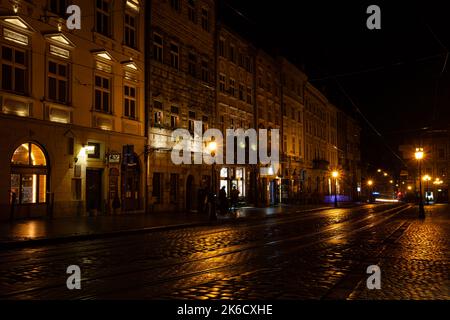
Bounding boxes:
[0,204,335,248]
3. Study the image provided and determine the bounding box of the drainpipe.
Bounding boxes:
[144,0,152,214]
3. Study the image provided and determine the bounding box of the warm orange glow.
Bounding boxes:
[367,180,373,186]
[422,175,431,182]
[415,148,424,160]
[331,171,339,178]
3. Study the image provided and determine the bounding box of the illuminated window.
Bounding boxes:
[10,143,48,205]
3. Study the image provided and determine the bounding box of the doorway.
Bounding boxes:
[86,169,103,215]
[186,175,194,211]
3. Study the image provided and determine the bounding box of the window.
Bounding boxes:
[170,0,180,11]
[188,53,197,77]
[246,87,252,104]
[48,60,69,104]
[293,137,296,154]
[124,85,137,119]
[124,13,137,48]
[245,56,252,72]
[188,0,196,23]
[1,46,27,94]
[202,116,209,132]
[152,173,162,203]
[96,0,111,37]
[170,106,179,129]
[229,79,235,96]
[49,0,68,16]
[229,44,235,63]
[188,111,196,132]
[239,84,245,101]
[219,74,226,92]
[153,101,163,127]
[219,39,225,57]
[201,60,208,82]
[87,142,101,159]
[170,43,179,69]
[94,75,111,113]
[201,8,209,32]
[153,34,163,63]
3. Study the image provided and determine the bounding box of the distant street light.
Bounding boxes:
[332,171,339,208]
[367,180,374,203]
[423,175,431,205]
[415,148,425,219]
[208,140,218,221]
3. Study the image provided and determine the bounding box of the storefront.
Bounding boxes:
[10,142,49,218]
[219,167,247,198]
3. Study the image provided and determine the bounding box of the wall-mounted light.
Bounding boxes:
[13,4,19,13]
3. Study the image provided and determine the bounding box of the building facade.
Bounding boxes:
[279,57,307,203]
[337,110,361,200]
[147,0,216,212]
[215,24,255,203]
[399,129,449,203]
[0,0,146,220]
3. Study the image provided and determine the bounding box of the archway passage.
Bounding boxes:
[10,142,49,218]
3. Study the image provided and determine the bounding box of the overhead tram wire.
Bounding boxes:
[334,79,407,167]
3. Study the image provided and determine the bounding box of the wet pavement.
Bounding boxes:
[0,203,448,300]
[0,204,332,243]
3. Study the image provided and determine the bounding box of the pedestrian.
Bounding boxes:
[231,185,240,210]
[219,186,228,215]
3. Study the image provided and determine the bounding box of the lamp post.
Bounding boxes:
[332,171,339,207]
[415,148,425,219]
[423,175,431,205]
[208,141,218,221]
[367,180,374,203]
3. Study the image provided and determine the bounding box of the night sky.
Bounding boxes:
[221,0,450,172]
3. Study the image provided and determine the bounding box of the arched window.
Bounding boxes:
[10,143,48,205]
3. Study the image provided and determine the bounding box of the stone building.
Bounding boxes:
[279,57,307,203]
[255,49,282,206]
[0,0,146,220]
[215,24,255,203]
[147,0,216,212]
[337,110,361,200]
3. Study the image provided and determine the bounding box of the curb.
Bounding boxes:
[0,204,368,250]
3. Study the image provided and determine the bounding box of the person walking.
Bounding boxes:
[231,185,240,211]
[219,186,228,215]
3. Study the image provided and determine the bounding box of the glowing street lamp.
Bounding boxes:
[331,171,339,207]
[208,140,218,221]
[415,148,425,218]
[367,180,374,203]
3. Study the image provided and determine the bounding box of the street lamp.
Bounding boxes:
[367,180,374,203]
[415,148,425,219]
[208,140,218,221]
[332,171,339,207]
[423,175,431,205]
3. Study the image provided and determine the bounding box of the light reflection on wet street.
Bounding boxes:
[0,203,449,300]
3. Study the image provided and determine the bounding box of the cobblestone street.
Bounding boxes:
[0,203,448,300]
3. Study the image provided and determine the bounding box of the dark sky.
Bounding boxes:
[220,0,450,172]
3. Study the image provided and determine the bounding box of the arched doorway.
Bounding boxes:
[10,142,49,218]
[121,153,141,211]
[186,175,194,211]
